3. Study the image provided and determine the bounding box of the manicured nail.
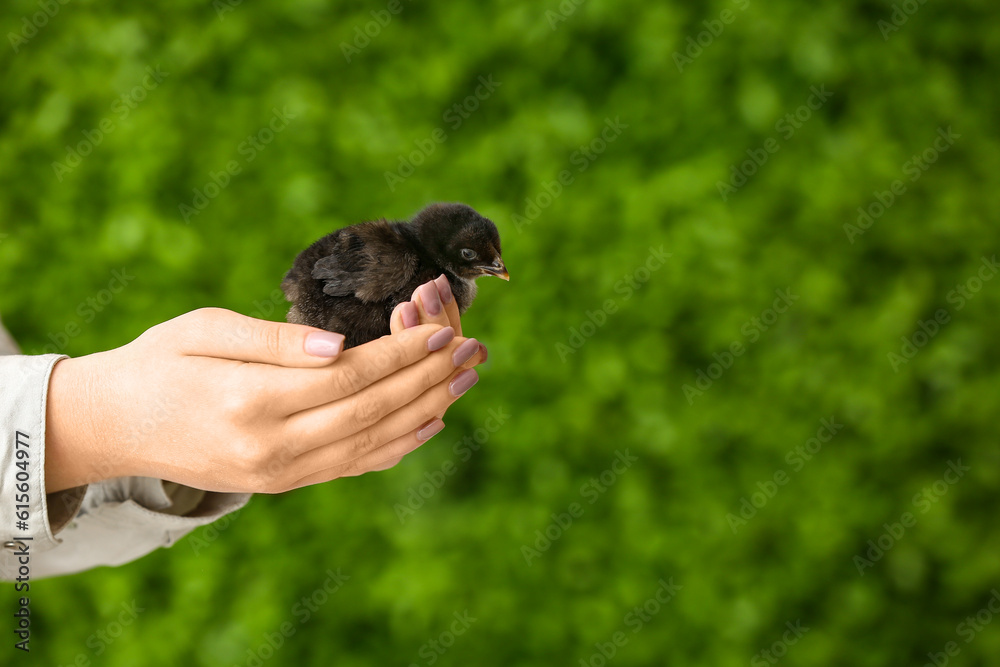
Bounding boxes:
[435,274,454,305]
[304,331,345,357]
[479,342,488,363]
[417,419,445,442]
[427,326,455,351]
[452,338,480,367]
[449,369,479,397]
[401,301,418,328]
[421,282,442,316]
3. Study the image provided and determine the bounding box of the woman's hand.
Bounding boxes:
[390,274,487,361]
[44,294,484,494]
[373,275,485,472]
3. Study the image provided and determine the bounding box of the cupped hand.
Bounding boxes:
[44,305,483,494]
[374,276,485,472]
[390,274,487,363]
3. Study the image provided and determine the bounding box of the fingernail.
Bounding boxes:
[435,274,454,305]
[401,301,418,328]
[421,282,442,316]
[452,338,480,367]
[417,419,445,442]
[449,369,479,397]
[305,331,345,357]
[427,326,455,352]
[479,342,488,363]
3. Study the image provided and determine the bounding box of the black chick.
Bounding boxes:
[282,203,508,348]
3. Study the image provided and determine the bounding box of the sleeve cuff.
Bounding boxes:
[0,354,69,558]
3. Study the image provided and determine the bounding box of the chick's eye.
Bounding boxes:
[461,248,477,261]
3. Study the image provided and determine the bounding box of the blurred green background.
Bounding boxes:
[2,0,1000,664]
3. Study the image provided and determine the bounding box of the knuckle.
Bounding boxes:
[192,306,225,319]
[220,387,258,421]
[255,324,285,360]
[374,339,408,374]
[349,427,380,459]
[231,437,270,475]
[333,364,365,395]
[184,307,227,330]
[419,361,443,392]
[350,396,385,429]
[387,340,409,369]
[341,460,367,478]
[255,473,289,494]
[235,439,293,492]
[136,322,168,346]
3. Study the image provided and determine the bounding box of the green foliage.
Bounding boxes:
[2,0,999,664]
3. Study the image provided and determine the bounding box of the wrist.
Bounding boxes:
[44,355,118,492]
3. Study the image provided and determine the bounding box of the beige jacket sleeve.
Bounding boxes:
[0,315,250,581]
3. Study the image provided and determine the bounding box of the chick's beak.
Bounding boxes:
[481,258,510,281]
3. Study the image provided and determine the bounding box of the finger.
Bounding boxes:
[287,368,475,478]
[430,342,482,423]
[341,419,445,477]
[263,323,455,413]
[158,307,345,368]
[389,301,419,335]
[285,336,482,451]
[434,274,463,336]
[413,281,452,329]
[367,455,405,473]
[287,406,452,489]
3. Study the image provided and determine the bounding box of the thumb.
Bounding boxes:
[161,308,346,367]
